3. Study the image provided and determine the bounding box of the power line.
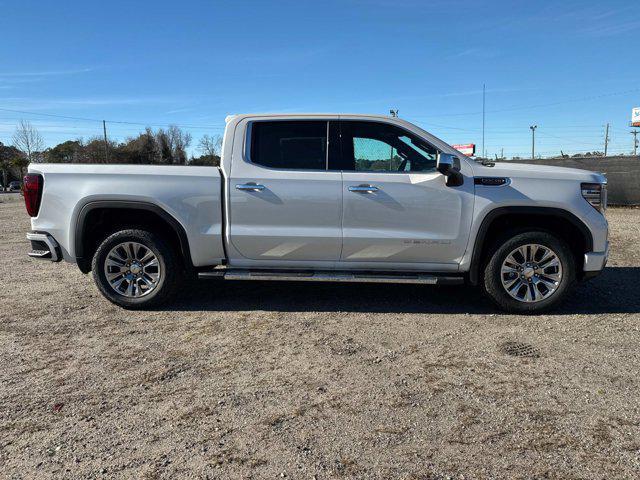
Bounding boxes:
[406,87,640,118]
[0,105,634,157]
[0,107,226,130]
[406,118,631,135]
[0,107,104,123]
[3,84,638,130]
[536,131,608,146]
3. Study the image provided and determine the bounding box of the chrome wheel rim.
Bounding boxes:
[500,243,563,303]
[104,242,161,298]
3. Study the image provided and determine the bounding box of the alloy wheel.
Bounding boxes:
[103,242,161,298]
[500,243,563,303]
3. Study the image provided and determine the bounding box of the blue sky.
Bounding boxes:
[1,0,639,158]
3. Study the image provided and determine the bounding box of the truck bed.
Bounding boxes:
[28,163,225,267]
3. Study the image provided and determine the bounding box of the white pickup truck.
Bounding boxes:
[24,114,609,312]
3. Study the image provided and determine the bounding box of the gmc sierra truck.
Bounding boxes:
[23,114,609,312]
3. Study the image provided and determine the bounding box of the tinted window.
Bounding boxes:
[340,121,437,173]
[250,121,327,170]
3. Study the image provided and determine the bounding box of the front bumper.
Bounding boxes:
[582,241,609,279]
[26,231,62,262]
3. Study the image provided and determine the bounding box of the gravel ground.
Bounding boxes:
[1,199,639,479]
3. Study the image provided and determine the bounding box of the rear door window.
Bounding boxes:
[250,121,327,170]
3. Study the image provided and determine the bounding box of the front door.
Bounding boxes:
[338,120,474,269]
[228,119,343,264]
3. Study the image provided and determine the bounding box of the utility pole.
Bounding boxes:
[530,125,537,159]
[389,109,398,117]
[102,120,109,163]
[604,123,610,157]
[631,130,639,156]
[482,84,486,158]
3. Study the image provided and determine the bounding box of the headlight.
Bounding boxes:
[581,182,607,213]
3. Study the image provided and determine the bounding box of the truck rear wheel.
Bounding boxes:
[92,229,180,309]
[482,231,576,313]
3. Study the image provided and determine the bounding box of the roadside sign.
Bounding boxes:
[633,107,640,127]
[452,143,476,156]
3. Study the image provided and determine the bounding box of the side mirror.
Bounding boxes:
[437,153,463,187]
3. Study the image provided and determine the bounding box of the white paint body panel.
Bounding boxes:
[337,115,475,269]
[459,161,609,273]
[341,170,474,267]
[28,164,224,266]
[29,113,609,276]
[226,116,342,263]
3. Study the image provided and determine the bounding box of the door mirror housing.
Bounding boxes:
[437,153,463,187]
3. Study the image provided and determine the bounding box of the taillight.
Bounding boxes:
[23,173,43,217]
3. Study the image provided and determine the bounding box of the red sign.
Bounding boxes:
[452,144,476,156]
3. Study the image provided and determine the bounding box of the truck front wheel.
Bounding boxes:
[482,231,576,313]
[92,229,180,309]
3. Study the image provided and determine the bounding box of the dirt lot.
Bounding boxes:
[1,197,639,479]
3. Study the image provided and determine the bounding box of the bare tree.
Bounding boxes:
[167,125,192,165]
[198,134,222,158]
[12,120,45,162]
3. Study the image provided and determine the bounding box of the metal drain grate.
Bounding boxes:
[500,341,540,358]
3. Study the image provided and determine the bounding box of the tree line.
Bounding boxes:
[1,120,222,188]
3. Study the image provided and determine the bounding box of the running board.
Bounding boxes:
[198,269,464,285]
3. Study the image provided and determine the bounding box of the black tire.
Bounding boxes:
[92,229,180,309]
[482,231,576,313]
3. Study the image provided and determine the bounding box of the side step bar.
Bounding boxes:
[198,269,464,285]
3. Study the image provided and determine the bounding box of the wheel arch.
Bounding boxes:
[468,206,593,285]
[74,200,193,273]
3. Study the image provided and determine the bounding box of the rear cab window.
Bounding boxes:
[249,121,328,170]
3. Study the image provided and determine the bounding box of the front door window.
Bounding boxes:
[340,121,438,173]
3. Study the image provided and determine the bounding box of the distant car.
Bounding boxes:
[9,181,21,191]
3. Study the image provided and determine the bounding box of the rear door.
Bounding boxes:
[337,120,474,269]
[227,119,343,264]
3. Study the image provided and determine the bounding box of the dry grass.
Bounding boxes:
[0,202,639,478]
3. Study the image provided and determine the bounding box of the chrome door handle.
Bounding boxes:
[348,184,379,194]
[236,183,265,192]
